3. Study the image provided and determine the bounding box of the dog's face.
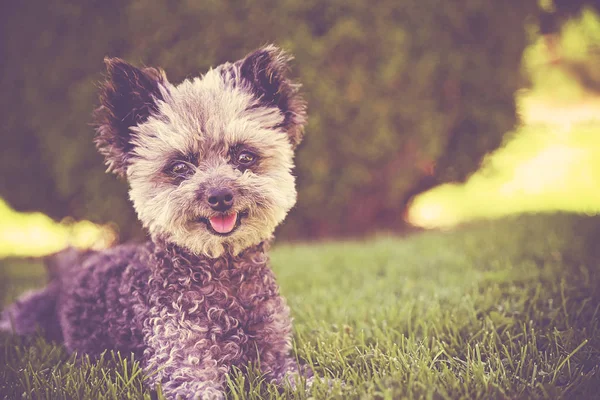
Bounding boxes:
[94,46,305,257]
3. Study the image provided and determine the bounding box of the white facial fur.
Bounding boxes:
[127,70,298,257]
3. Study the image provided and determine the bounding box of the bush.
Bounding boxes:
[0,0,539,240]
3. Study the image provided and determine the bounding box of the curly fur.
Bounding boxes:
[1,45,308,399]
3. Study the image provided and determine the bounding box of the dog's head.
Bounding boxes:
[94,45,305,257]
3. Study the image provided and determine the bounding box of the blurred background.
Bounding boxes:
[0,0,599,257]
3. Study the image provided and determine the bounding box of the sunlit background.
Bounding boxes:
[408,10,600,227]
[1,3,599,256]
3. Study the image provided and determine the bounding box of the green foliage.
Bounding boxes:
[553,0,600,19]
[0,0,538,239]
[526,7,600,99]
[409,121,600,227]
[2,213,600,398]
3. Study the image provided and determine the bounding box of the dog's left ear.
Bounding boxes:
[239,45,306,148]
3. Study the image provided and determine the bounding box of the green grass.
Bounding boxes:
[2,213,600,399]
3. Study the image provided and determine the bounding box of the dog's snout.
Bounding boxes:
[207,188,234,212]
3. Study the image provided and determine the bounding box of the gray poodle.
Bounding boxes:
[1,45,309,399]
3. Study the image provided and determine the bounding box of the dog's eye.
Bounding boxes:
[237,151,257,166]
[170,162,192,176]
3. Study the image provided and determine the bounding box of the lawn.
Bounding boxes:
[2,213,599,399]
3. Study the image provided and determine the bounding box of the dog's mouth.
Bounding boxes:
[197,211,247,236]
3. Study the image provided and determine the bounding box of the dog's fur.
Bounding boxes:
[0,45,308,399]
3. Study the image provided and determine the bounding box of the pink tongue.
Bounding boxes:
[209,213,237,234]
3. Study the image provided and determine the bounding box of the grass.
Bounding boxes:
[2,213,600,399]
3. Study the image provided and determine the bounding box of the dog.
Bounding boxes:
[1,44,308,399]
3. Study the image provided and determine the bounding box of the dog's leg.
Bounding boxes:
[145,358,228,400]
[1,282,63,342]
[159,377,225,400]
[246,295,313,390]
[143,320,230,400]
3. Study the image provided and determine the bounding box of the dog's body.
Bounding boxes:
[1,45,307,399]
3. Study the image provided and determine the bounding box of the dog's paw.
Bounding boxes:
[194,389,225,400]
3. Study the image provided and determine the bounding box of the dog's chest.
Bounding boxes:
[144,247,284,364]
[177,262,278,327]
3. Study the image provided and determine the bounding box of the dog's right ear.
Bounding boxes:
[94,58,168,177]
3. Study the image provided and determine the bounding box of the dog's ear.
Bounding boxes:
[94,58,168,177]
[239,45,306,148]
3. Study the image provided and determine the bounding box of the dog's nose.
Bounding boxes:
[207,188,234,212]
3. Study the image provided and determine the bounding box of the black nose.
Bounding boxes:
[207,188,234,212]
